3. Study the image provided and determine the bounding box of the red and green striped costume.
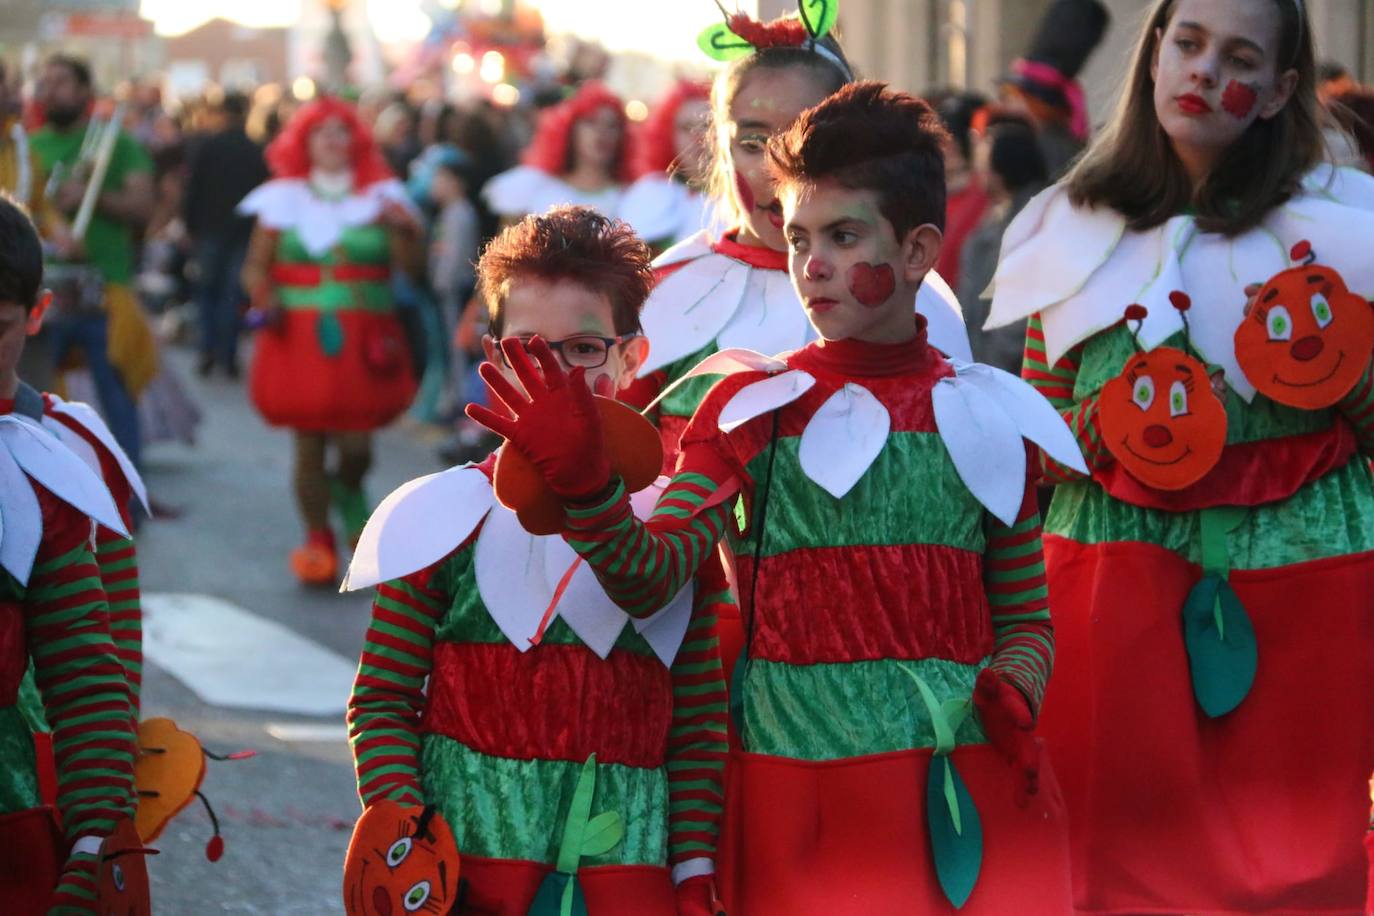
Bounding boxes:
[346,464,729,912]
[0,480,138,914]
[563,334,1071,912]
[1024,312,1374,913]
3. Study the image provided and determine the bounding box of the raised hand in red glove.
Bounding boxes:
[675,874,726,916]
[466,336,613,500]
[973,667,1039,805]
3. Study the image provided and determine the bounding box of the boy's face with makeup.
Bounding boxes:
[782,180,939,344]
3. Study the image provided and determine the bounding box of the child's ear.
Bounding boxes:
[900,224,944,285]
[26,290,51,336]
[615,335,650,389]
[1260,68,1299,120]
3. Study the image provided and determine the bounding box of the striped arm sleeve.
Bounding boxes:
[95,527,141,717]
[665,555,730,881]
[983,484,1054,717]
[564,466,735,620]
[25,506,138,849]
[1023,313,1110,483]
[1337,359,1374,455]
[347,571,445,808]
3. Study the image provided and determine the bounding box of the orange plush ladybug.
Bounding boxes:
[1235,240,1374,409]
[1099,296,1228,490]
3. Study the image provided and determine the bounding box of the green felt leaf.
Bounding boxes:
[528,871,588,916]
[697,22,756,61]
[798,0,838,39]
[554,755,598,875]
[898,663,956,756]
[1198,506,1248,576]
[580,811,624,858]
[1182,574,1258,718]
[317,312,344,357]
[926,755,983,908]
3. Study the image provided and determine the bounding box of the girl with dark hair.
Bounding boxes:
[481,81,631,224]
[985,1,1374,910]
[238,97,422,587]
[618,79,715,248]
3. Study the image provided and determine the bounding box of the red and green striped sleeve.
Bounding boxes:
[1337,359,1374,456]
[96,527,141,717]
[1023,313,1110,484]
[665,558,729,881]
[983,484,1054,716]
[347,571,445,808]
[564,461,735,621]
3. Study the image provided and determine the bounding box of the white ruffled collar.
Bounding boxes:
[637,231,973,378]
[236,177,415,258]
[481,165,624,219]
[985,163,1374,401]
[343,469,693,667]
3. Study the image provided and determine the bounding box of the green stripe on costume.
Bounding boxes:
[0,705,41,816]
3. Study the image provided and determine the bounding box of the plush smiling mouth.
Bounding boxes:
[1121,438,1193,466]
[1274,351,1344,388]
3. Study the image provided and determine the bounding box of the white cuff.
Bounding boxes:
[672,856,715,886]
[70,835,103,858]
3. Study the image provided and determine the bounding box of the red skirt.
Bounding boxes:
[717,743,1073,914]
[1039,535,1374,914]
[457,855,674,915]
[0,805,63,915]
[250,310,416,432]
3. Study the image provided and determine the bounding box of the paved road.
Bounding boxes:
[134,349,442,914]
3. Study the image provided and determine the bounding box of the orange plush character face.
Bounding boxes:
[95,816,155,916]
[1100,343,1228,490]
[343,801,461,916]
[1235,247,1374,409]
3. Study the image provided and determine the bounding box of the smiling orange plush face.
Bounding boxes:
[343,801,461,916]
[1235,261,1374,409]
[1100,346,1228,490]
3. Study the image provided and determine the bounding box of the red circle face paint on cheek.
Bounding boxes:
[847,262,896,308]
[733,168,756,212]
[1221,81,1258,120]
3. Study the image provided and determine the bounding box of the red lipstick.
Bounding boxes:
[1176,93,1212,115]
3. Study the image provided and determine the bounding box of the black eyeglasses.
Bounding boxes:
[495,334,638,370]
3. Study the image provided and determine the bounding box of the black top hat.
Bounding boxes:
[1022,0,1111,79]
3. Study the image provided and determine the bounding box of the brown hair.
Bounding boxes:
[706,22,854,220]
[1065,0,1320,236]
[766,81,949,237]
[477,206,653,337]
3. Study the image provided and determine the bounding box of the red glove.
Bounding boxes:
[675,874,726,916]
[973,667,1039,805]
[466,337,612,499]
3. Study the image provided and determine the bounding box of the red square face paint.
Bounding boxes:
[1221,81,1259,120]
[847,262,896,307]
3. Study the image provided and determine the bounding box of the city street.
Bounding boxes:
[135,348,438,914]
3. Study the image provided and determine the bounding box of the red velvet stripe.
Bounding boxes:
[1094,421,1358,511]
[735,543,994,666]
[422,640,674,768]
[269,263,391,285]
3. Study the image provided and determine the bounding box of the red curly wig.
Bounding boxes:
[265,96,394,188]
[521,81,634,182]
[633,79,710,179]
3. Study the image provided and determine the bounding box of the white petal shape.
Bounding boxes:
[342,465,495,591]
[0,415,127,538]
[633,585,695,667]
[639,254,750,374]
[46,397,150,515]
[480,165,559,217]
[717,267,811,358]
[797,383,891,499]
[652,229,715,269]
[931,377,1028,526]
[917,270,972,363]
[1302,163,1374,211]
[473,504,553,652]
[550,563,630,659]
[717,370,816,433]
[949,363,1087,475]
[0,446,42,585]
[619,176,694,245]
[642,348,790,413]
[40,416,103,481]
[1267,193,1374,298]
[987,189,1127,330]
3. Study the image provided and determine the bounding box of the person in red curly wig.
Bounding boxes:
[618,79,716,249]
[482,81,631,224]
[237,96,423,586]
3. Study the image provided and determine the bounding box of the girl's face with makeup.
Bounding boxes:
[1151,0,1297,176]
[724,67,835,251]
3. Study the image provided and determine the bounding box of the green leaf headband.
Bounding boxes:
[696,0,846,77]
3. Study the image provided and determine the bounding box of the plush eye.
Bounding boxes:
[386,837,412,868]
[1132,376,1156,411]
[112,863,125,892]
[1311,292,1333,329]
[403,880,432,912]
[1266,305,1293,341]
[1168,380,1189,418]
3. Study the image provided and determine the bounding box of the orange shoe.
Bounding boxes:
[289,529,337,586]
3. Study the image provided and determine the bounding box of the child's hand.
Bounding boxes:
[973,668,1039,806]
[675,874,726,916]
[467,336,612,499]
